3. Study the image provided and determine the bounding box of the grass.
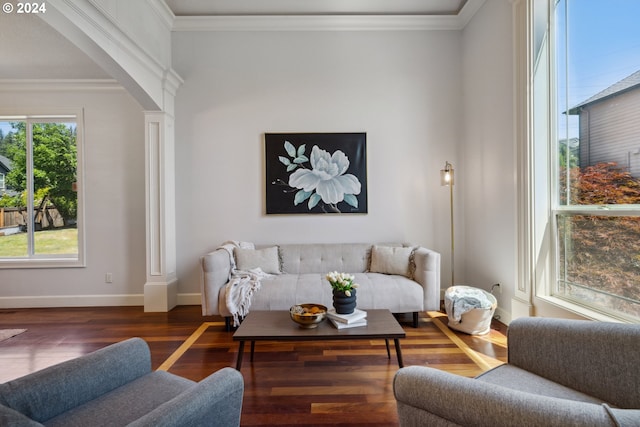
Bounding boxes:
[0,228,78,256]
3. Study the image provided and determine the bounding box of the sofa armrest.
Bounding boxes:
[393,366,617,427]
[0,338,151,423]
[0,404,44,426]
[412,247,441,311]
[605,408,640,427]
[129,367,244,427]
[201,249,232,316]
[507,317,640,408]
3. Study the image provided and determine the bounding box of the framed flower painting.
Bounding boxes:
[265,133,367,214]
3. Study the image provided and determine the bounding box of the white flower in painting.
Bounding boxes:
[288,145,361,204]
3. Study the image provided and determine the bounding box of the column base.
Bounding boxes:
[144,279,178,312]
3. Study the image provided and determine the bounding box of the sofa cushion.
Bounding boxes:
[44,371,194,427]
[604,406,640,427]
[356,273,424,312]
[476,364,606,405]
[250,272,424,313]
[370,245,413,277]
[250,274,329,311]
[235,246,281,274]
[278,243,371,274]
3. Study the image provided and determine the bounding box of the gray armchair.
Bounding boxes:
[394,317,640,426]
[0,337,244,427]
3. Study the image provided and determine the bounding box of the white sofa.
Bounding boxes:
[201,243,441,329]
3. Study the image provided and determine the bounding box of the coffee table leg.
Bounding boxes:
[385,339,390,359]
[250,341,255,362]
[236,341,245,371]
[394,338,404,368]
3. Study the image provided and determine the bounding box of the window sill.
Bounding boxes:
[0,258,85,269]
[536,294,635,324]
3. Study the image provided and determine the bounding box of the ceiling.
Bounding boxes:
[163,0,469,16]
[0,0,470,80]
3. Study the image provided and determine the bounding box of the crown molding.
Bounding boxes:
[170,0,487,32]
[148,0,175,30]
[174,15,458,32]
[457,0,487,28]
[163,69,184,97]
[0,79,123,92]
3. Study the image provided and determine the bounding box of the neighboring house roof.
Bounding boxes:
[568,69,640,114]
[0,154,12,173]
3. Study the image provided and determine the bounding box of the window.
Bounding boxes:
[0,115,84,267]
[536,0,640,321]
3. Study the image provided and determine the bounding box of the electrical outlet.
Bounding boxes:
[105,273,113,283]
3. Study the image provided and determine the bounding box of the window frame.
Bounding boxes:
[0,109,85,269]
[529,0,640,322]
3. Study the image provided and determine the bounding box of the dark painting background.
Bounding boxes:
[265,133,367,214]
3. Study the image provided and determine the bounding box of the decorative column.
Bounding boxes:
[512,0,535,317]
[143,112,177,312]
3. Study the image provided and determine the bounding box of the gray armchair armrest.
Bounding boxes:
[0,404,43,427]
[394,366,617,427]
[129,367,244,427]
[507,317,640,408]
[0,338,151,423]
[412,247,441,311]
[201,249,233,316]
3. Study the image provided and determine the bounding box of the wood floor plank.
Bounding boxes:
[312,401,397,414]
[0,305,508,425]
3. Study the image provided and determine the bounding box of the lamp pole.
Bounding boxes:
[449,170,454,286]
[441,161,454,287]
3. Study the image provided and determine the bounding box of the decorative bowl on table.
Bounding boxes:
[289,304,327,328]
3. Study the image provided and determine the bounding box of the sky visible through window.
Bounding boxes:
[0,122,12,136]
[557,0,640,138]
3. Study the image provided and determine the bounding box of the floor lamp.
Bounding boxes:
[440,161,454,286]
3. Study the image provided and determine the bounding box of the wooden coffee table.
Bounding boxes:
[232,309,406,370]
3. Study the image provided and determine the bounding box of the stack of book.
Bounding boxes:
[327,308,367,329]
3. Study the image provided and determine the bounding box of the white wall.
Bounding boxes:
[3,9,523,310]
[460,0,516,321]
[172,30,463,294]
[0,85,147,306]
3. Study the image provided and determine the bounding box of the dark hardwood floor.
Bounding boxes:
[0,306,507,426]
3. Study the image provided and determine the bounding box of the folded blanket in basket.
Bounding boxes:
[446,287,493,322]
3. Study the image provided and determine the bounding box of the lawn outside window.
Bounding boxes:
[0,112,85,268]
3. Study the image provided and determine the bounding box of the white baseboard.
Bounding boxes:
[0,294,144,309]
[493,305,512,325]
[177,293,201,306]
[0,293,202,309]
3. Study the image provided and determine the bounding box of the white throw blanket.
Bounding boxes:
[219,241,271,327]
[446,287,493,322]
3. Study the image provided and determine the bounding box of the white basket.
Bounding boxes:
[444,285,497,335]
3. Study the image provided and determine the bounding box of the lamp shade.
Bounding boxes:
[440,162,454,186]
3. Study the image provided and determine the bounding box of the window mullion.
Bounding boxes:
[25,120,35,256]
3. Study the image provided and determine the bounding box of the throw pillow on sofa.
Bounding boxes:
[369,245,413,277]
[234,246,281,274]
